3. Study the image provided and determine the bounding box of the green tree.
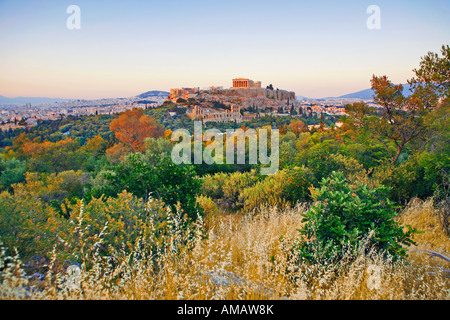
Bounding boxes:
[409,44,450,98]
[345,45,449,167]
[144,136,173,166]
[0,184,64,261]
[21,138,85,174]
[93,154,203,223]
[0,158,27,192]
[152,157,203,223]
[297,171,418,263]
[369,75,436,166]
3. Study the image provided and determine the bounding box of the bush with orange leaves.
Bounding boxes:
[109,108,164,152]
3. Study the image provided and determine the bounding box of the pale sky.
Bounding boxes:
[0,0,449,99]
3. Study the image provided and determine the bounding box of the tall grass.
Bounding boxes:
[1,199,449,300]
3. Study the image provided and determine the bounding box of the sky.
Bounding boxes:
[0,0,449,99]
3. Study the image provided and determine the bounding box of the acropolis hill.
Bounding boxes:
[168,78,296,103]
[165,78,298,123]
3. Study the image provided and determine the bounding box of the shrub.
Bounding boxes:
[201,170,261,208]
[21,138,85,173]
[297,171,419,263]
[281,166,315,205]
[105,143,132,165]
[372,159,420,204]
[222,170,260,208]
[144,137,172,166]
[196,195,220,230]
[153,157,204,223]
[200,172,229,200]
[0,158,27,192]
[196,195,219,217]
[327,154,370,186]
[279,132,298,168]
[0,180,190,270]
[0,188,64,262]
[94,154,204,224]
[59,192,169,266]
[90,169,116,191]
[433,168,450,235]
[14,171,90,208]
[240,172,288,212]
[241,166,313,212]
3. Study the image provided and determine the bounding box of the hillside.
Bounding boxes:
[0,45,449,302]
[336,83,413,100]
[136,91,170,99]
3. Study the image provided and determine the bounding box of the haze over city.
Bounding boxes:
[1,0,449,99]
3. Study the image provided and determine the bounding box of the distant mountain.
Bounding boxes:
[337,88,374,100]
[296,95,311,100]
[336,84,413,100]
[0,95,69,105]
[136,91,170,99]
[0,91,170,106]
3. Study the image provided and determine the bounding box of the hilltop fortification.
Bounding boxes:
[168,78,295,102]
[224,87,295,101]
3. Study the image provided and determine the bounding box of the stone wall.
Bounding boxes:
[222,88,295,101]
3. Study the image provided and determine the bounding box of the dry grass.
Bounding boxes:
[1,199,449,300]
[397,198,450,252]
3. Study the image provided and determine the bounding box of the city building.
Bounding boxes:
[168,88,199,102]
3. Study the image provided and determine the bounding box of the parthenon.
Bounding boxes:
[232,78,262,89]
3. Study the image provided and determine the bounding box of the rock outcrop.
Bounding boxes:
[222,88,295,101]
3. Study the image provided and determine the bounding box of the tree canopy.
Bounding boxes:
[110,108,164,152]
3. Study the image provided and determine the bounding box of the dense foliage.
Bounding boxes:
[91,154,203,223]
[298,171,419,263]
[0,45,449,282]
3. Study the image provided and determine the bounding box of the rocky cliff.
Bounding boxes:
[222,88,295,101]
